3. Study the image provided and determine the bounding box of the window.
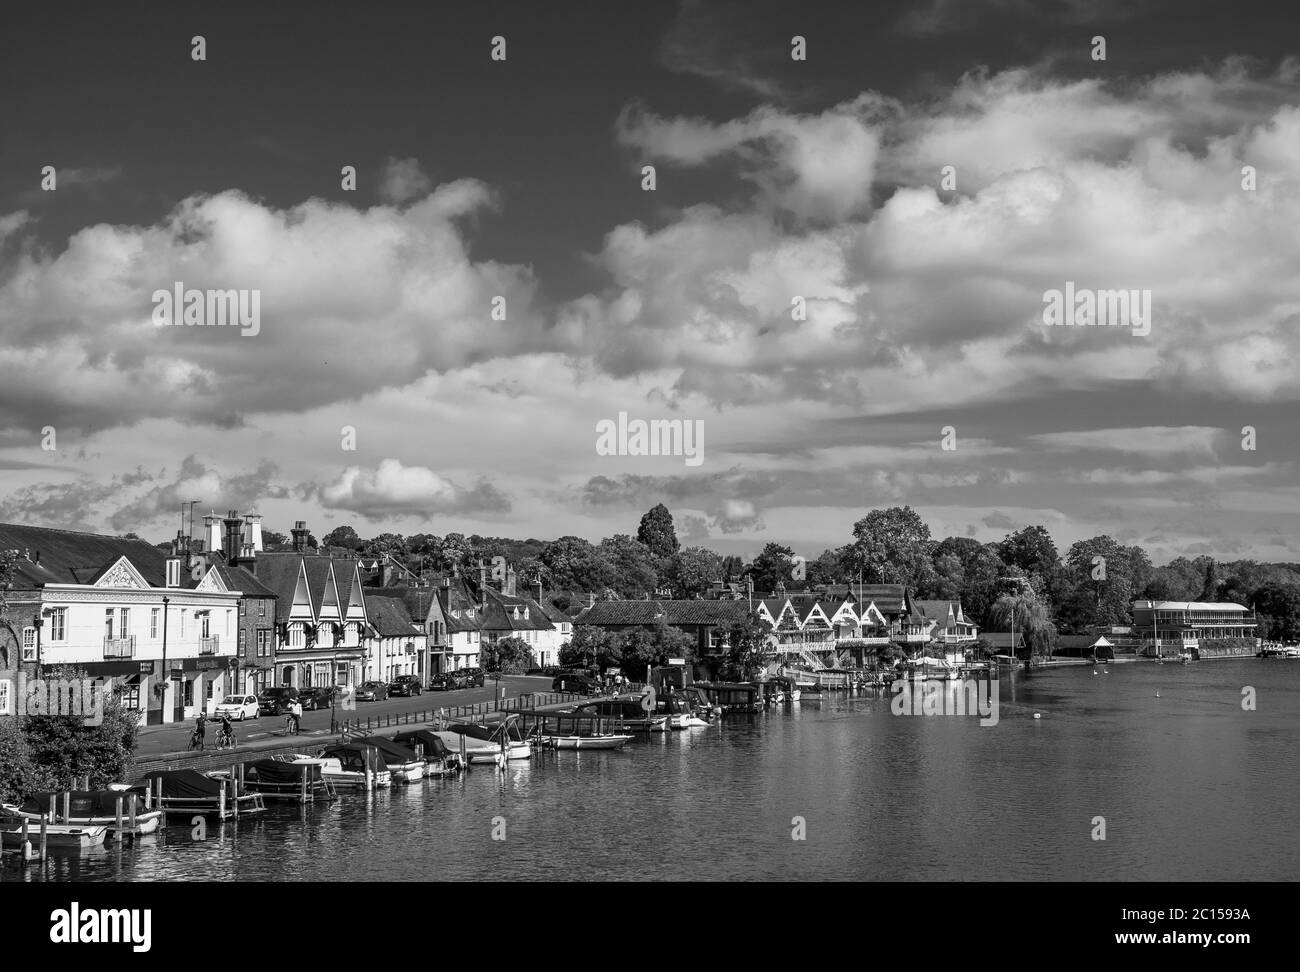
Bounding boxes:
[239,629,248,653]
[258,600,265,617]
[49,608,65,641]
[226,611,231,636]
[105,609,114,641]
[257,629,270,657]
[201,613,211,639]
[119,608,130,639]
[21,627,36,662]
[239,599,246,616]
[151,608,160,639]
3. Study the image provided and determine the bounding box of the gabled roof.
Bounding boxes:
[213,563,278,600]
[0,523,170,588]
[917,600,968,626]
[575,600,752,627]
[362,594,420,639]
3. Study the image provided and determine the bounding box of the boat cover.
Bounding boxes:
[321,744,390,772]
[21,790,147,817]
[131,770,223,798]
[349,736,421,764]
[245,759,324,785]
[392,729,453,759]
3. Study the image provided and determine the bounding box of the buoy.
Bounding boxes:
[1033,713,1042,720]
[1092,669,1098,676]
[1155,691,1160,698]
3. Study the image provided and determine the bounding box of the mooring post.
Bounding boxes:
[301,763,308,804]
[115,796,123,839]
[20,816,31,864]
[39,813,48,861]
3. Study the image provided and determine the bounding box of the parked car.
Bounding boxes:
[355,681,389,702]
[428,672,457,691]
[257,686,299,717]
[552,672,600,695]
[215,694,260,721]
[299,686,340,711]
[388,674,423,697]
[462,667,485,688]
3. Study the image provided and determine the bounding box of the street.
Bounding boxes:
[133,675,552,757]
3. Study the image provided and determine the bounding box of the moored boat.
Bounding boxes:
[306,744,393,788]
[435,715,532,762]
[573,697,670,732]
[238,759,337,802]
[550,733,634,750]
[349,736,427,782]
[3,790,161,836]
[1,823,107,851]
[391,729,465,775]
[131,769,266,819]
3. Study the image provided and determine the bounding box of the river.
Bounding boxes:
[5,658,1297,881]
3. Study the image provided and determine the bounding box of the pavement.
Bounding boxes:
[133,675,553,758]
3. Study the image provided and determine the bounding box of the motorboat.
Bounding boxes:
[1,822,107,851]
[2,790,161,836]
[299,745,392,789]
[130,769,266,818]
[348,736,427,783]
[435,715,532,762]
[574,697,670,731]
[236,759,337,802]
[391,729,465,775]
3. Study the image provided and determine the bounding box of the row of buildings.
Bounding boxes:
[1,514,1261,724]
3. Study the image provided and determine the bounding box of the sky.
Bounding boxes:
[1,0,1299,564]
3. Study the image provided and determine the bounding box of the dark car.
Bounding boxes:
[552,672,600,695]
[355,680,389,702]
[388,674,423,697]
[462,667,485,688]
[257,686,300,716]
[428,672,456,691]
[298,686,339,711]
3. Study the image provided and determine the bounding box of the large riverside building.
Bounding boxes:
[1130,600,1259,655]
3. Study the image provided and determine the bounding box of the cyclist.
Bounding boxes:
[218,713,235,748]
[191,712,207,750]
[286,698,302,735]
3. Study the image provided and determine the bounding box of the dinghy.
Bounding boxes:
[3,790,161,836]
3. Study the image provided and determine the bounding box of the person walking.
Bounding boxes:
[191,711,207,750]
[287,698,303,735]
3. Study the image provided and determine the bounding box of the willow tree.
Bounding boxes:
[987,594,1057,661]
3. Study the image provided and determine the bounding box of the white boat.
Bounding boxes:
[1,823,107,850]
[3,791,161,836]
[349,736,427,783]
[435,716,532,763]
[550,733,634,750]
[296,747,392,789]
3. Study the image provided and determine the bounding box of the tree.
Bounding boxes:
[19,665,139,789]
[563,625,622,671]
[620,622,696,680]
[928,537,1007,627]
[1253,584,1300,642]
[261,530,291,551]
[669,547,725,598]
[721,616,777,680]
[0,716,49,804]
[364,533,408,558]
[321,525,363,551]
[1061,536,1151,628]
[540,536,615,592]
[807,547,848,586]
[482,636,533,676]
[598,534,660,598]
[987,594,1057,660]
[746,542,796,594]
[998,526,1060,586]
[846,506,937,588]
[436,533,475,574]
[636,503,679,560]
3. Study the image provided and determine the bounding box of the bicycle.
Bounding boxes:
[284,714,300,736]
[188,729,204,751]
[216,727,236,749]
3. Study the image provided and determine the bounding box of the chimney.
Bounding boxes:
[478,559,487,608]
[291,521,308,553]
[203,511,222,554]
[173,531,187,558]
[535,576,543,603]
[504,565,517,597]
[243,509,264,554]
[223,510,244,566]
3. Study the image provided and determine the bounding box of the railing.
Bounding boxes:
[199,637,220,655]
[103,636,136,659]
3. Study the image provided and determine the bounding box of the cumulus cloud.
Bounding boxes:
[0,182,549,432]
[107,456,288,532]
[316,459,510,520]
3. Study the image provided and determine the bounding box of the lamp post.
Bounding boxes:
[159,595,170,723]
[33,609,44,677]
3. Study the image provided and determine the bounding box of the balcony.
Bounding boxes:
[103,636,136,659]
[199,636,220,655]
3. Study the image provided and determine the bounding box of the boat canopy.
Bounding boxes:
[350,735,422,764]
[21,790,147,817]
[245,759,325,785]
[131,770,223,798]
[392,729,454,759]
[321,744,390,772]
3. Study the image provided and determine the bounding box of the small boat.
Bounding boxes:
[573,698,669,732]
[435,715,532,762]
[1,823,107,850]
[3,790,161,836]
[693,682,764,713]
[550,733,634,750]
[349,736,427,783]
[131,770,266,819]
[391,729,465,776]
[309,744,393,788]
[237,759,337,802]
